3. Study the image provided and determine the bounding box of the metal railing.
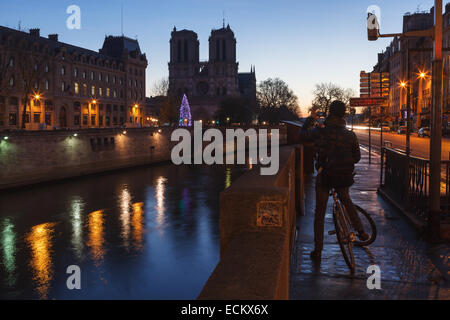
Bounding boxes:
[380,147,450,223]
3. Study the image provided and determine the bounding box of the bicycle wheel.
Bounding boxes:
[333,202,355,273]
[352,205,377,247]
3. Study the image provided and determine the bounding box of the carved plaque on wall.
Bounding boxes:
[257,201,283,227]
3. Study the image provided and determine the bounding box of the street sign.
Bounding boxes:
[350,97,388,107]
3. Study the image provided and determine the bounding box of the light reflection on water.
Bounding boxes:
[26,222,57,299]
[0,162,246,299]
[86,210,105,266]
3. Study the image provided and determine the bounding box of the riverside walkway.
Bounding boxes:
[290,147,449,299]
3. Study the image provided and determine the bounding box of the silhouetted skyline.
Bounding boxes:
[0,0,436,113]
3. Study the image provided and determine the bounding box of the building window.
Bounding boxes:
[45,64,49,73]
[74,115,80,125]
[45,114,51,125]
[91,86,95,96]
[83,84,87,96]
[33,113,41,123]
[9,57,14,67]
[99,87,103,96]
[83,114,88,125]
[106,75,109,83]
[113,117,118,125]
[91,115,96,125]
[113,89,117,98]
[120,78,123,85]
[91,71,94,80]
[120,105,124,112]
[25,112,30,123]
[45,80,49,90]
[113,105,118,112]
[9,77,14,87]
[82,71,86,79]
[74,68,78,77]
[99,115,103,125]
[113,76,116,84]
[9,113,17,125]
[61,81,66,92]
[61,66,66,75]
[107,88,110,97]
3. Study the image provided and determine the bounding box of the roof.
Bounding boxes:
[100,35,142,58]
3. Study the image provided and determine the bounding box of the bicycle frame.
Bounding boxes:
[331,190,356,243]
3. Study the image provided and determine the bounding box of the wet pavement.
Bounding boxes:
[290,147,450,300]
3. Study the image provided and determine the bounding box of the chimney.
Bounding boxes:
[29,28,40,37]
[48,34,59,41]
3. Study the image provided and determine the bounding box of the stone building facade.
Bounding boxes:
[0,26,147,131]
[168,25,256,120]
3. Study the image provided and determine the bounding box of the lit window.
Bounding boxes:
[9,57,14,67]
[107,88,110,97]
[99,87,103,96]
[91,86,95,96]
[62,81,66,92]
[45,80,49,90]
[61,66,66,75]
[74,68,78,77]
[74,82,79,94]
[9,77,14,87]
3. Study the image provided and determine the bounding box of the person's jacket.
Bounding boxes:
[299,115,361,173]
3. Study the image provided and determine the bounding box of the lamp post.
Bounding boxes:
[368,0,442,240]
[429,0,443,241]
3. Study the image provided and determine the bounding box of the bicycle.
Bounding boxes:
[328,189,377,273]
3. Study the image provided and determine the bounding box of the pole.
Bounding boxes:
[406,47,411,157]
[429,0,443,241]
[369,106,372,164]
[405,47,411,211]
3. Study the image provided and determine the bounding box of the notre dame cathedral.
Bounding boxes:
[168,24,256,120]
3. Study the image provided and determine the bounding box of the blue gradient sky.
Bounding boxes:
[0,0,437,113]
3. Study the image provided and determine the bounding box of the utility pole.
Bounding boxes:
[429,0,443,241]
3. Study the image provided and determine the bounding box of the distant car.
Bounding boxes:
[418,127,430,137]
[381,126,390,132]
[397,126,407,134]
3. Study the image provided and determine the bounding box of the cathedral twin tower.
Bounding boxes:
[168,24,256,119]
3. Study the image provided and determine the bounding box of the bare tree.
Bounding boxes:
[160,95,179,124]
[311,83,355,115]
[16,49,49,129]
[257,78,299,111]
[151,77,169,97]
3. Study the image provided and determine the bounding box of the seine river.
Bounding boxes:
[0,162,247,299]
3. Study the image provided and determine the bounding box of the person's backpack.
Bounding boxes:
[320,127,356,188]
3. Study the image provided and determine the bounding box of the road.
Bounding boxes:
[353,128,450,160]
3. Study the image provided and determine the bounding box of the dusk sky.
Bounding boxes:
[0,0,437,114]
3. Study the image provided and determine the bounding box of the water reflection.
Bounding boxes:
[131,202,144,250]
[26,222,57,299]
[70,198,84,258]
[1,218,16,287]
[119,188,132,249]
[155,177,166,227]
[86,210,105,265]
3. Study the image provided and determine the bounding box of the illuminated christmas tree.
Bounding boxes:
[178,94,192,127]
